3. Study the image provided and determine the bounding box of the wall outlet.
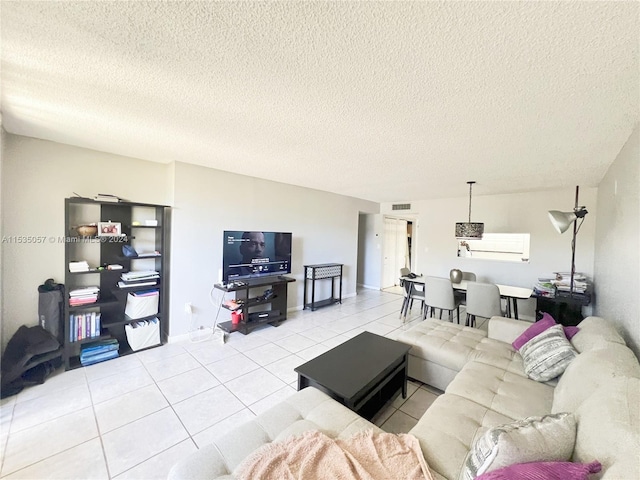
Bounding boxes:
[184,302,192,314]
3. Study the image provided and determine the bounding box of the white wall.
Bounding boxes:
[0,136,379,348]
[168,162,378,338]
[594,124,640,357]
[381,188,597,319]
[1,135,171,349]
[357,213,383,289]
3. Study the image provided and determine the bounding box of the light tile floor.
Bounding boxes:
[0,287,487,479]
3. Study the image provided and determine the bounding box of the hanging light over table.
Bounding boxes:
[455,181,484,239]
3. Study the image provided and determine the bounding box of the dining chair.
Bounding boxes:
[464,281,504,327]
[455,271,477,306]
[462,272,476,281]
[400,279,425,319]
[424,276,462,323]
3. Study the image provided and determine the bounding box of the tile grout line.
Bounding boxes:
[0,400,17,477]
[85,368,114,480]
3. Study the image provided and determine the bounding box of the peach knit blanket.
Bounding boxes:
[236,429,434,480]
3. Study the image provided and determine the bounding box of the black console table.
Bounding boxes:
[303,263,343,311]
[215,276,295,335]
[535,289,593,326]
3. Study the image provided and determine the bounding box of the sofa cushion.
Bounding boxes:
[168,387,378,480]
[475,460,601,480]
[570,316,625,353]
[552,344,640,413]
[460,412,577,480]
[445,360,554,420]
[409,393,514,480]
[467,338,524,375]
[520,325,577,381]
[572,377,640,479]
[397,320,487,371]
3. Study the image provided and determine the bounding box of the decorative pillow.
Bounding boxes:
[520,324,578,381]
[512,313,579,350]
[475,460,602,480]
[459,412,576,480]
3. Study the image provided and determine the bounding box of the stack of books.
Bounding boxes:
[80,339,119,366]
[69,286,99,306]
[118,270,159,288]
[534,278,556,297]
[69,312,102,342]
[69,261,90,272]
[553,272,588,294]
[535,272,590,297]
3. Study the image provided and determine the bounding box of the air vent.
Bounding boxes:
[392,204,411,211]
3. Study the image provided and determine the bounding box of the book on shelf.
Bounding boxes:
[80,338,119,365]
[69,286,100,295]
[121,270,159,281]
[118,270,159,289]
[94,193,122,203]
[69,312,101,342]
[69,297,98,307]
[69,261,90,272]
[118,280,158,289]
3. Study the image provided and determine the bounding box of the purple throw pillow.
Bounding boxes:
[563,325,580,340]
[476,460,601,480]
[512,313,556,350]
[512,312,580,350]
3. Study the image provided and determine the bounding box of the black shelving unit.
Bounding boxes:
[63,197,170,370]
[215,276,295,335]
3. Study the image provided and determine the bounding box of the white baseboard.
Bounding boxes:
[357,283,380,290]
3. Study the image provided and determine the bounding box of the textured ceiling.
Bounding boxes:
[1,1,638,203]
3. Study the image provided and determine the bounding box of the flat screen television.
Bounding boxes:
[222,231,292,284]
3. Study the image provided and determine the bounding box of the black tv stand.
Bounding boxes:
[215,276,295,335]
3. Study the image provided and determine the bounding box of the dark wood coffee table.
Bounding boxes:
[294,331,411,420]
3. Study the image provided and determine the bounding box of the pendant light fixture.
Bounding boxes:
[455,181,484,239]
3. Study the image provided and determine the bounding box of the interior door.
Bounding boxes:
[382,217,408,289]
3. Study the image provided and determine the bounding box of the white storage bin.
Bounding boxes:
[124,290,159,319]
[125,318,160,351]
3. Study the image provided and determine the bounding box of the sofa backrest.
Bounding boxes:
[572,377,640,479]
[552,343,640,413]
[569,316,626,353]
[548,317,640,479]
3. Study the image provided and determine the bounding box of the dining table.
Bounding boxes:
[399,276,533,320]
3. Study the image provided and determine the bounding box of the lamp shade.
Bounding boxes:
[548,207,588,234]
[455,222,484,238]
[548,210,577,234]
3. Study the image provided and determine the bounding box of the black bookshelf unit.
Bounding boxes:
[215,276,295,335]
[63,197,170,370]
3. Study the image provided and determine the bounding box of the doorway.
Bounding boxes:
[382,216,415,289]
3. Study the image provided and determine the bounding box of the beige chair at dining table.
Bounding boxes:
[464,281,504,327]
[424,276,462,323]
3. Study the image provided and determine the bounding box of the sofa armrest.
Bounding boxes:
[487,316,532,344]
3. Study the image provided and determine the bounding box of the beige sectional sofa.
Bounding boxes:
[169,316,640,480]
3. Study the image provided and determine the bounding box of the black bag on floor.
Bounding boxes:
[0,325,63,398]
[38,278,65,344]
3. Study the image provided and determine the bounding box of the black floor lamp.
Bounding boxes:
[548,186,589,297]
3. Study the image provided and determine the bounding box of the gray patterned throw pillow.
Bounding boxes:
[520,324,578,382]
[459,412,576,480]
